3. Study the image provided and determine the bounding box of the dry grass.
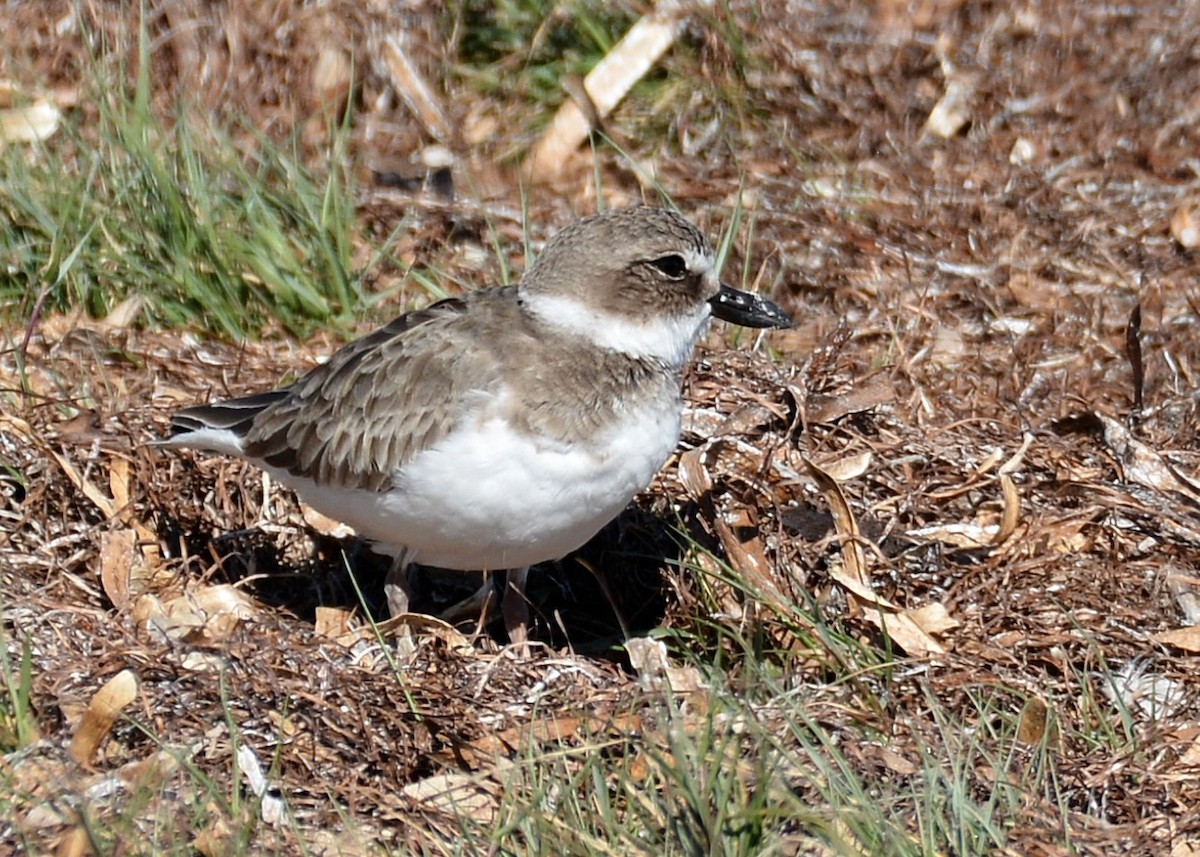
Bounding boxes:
[4,0,1200,854]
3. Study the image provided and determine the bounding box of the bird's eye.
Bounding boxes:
[649,254,689,279]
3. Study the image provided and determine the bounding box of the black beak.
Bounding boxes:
[709,283,793,329]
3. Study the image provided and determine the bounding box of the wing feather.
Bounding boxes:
[240,288,523,492]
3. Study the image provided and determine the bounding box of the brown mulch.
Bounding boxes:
[4,0,1200,854]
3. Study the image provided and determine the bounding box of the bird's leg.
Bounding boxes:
[502,566,531,647]
[383,547,416,617]
[434,568,532,650]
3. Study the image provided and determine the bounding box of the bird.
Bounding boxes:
[158,207,792,644]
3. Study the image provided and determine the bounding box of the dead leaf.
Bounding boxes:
[1016,696,1052,745]
[858,742,919,776]
[1085,412,1200,503]
[314,606,354,639]
[677,442,715,501]
[402,768,504,823]
[117,746,192,791]
[805,457,947,657]
[301,503,355,539]
[626,636,707,696]
[526,0,688,178]
[826,566,900,609]
[106,456,162,572]
[1153,626,1200,653]
[97,294,143,330]
[1010,137,1035,164]
[1171,198,1200,249]
[711,505,787,609]
[178,652,225,672]
[0,100,60,145]
[908,521,998,549]
[907,602,959,636]
[381,34,450,141]
[99,528,146,610]
[1166,570,1200,626]
[467,712,644,767]
[998,433,1035,475]
[133,585,256,645]
[1170,840,1200,857]
[930,324,965,363]
[805,375,894,423]
[803,456,868,593]
[68,669,139,765]
[46,447,116,518]
[992,474,1020,545]
[312,44,352,115]
[869,609,947,657]
[56,411,102,444]
[817,451,873,483]
[56,827,90,857]
[922,70,978,139]
[372,612,474,654]
[193,811,235,857]
[1180,734,1200,767]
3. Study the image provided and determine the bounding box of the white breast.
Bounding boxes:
[273,393,683,570]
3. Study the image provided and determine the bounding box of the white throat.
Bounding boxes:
[522,291,711,369]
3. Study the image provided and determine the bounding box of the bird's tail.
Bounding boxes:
[155,390,289,456]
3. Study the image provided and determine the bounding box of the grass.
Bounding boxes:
[0,521,1059,854]
[0,0,765,350]
[0,624,37,752]
[471,655,1050,855]
[0,16,379,351]
[405,537,1063,856]
[446,1,637,112]
[3,5,1176,856]
[442,0,765,163]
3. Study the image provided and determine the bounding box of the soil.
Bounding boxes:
[3,1,1200,853]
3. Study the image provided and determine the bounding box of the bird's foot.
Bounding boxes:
[383,552,415,617]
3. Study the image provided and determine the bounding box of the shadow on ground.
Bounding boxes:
[153,499,686,654]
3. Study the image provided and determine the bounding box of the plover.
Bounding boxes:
[159,207,791,642]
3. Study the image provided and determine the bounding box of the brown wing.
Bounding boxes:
[242,287,525,492]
